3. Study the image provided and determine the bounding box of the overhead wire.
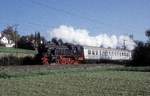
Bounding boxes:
[1,0,137,36]
[29,0,137,33]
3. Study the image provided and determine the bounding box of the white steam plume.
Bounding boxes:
[49,25,136,50]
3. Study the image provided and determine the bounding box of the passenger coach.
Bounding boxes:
[83,46,132,63]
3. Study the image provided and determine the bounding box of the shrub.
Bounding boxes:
[131,42,150,66]
[0,56,40,66]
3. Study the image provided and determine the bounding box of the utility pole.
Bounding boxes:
[13,24,19,65]
[13,24,19,48]
[123,40,126,50]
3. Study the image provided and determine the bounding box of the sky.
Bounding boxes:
[0,0,150,41]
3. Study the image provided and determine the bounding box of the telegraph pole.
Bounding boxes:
[13,24,19,48]
[13,24,19,65]
[123,40,126,50]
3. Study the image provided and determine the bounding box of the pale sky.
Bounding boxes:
[0,0,150,41]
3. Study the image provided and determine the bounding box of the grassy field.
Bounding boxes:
[0,65,150,96]
[0,47,37,54]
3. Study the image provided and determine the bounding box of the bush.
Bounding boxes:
[0,56,41,66]
[0,56,19,66]
[131,42,150,66]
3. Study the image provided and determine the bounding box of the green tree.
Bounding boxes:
[17,35,35,50]
[131,30,150,66]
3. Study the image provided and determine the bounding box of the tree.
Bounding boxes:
[17,35,35,50]
[145,30,150,42]
[37,32,41,44]
[17,32,46,50]
[131,30,150,66]
[35,32,41,47]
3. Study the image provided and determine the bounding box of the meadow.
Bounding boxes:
[0,47,37,54]
[0,65,150,96]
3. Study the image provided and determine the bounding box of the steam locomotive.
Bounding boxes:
[37,41,132,64]
[37,42,84,64]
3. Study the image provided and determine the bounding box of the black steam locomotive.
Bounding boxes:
[37,42,84,64]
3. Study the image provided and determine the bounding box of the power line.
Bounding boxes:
[2,0,137,36]
[29,0,137,33]
[30,0,111,26]
[14,0,105,32]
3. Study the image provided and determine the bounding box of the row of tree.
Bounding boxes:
[1,25,46,50]
[131,30,150,66]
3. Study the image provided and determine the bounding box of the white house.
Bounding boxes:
[0,32,15,47]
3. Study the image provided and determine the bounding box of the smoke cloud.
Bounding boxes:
[49,25,136,50]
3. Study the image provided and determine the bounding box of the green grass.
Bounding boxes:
[0,47,37,54]
[0,66,150,96]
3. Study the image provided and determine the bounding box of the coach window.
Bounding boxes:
[107,51,109,56]
[101,51,103,56]
[126,53,128,56]
[120,52,122,56]
[109,51,111,55]
[122,52,124,56]
[96,50,98,55]
[126,53,129,56]
[88,50,91,55]
[117,51,119,56]
[113,51,114,56]
[119,52,120,56]
[105,51,108,55]
[92,50,95,55]
[111,51,113,56]
[124,53,126,56]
